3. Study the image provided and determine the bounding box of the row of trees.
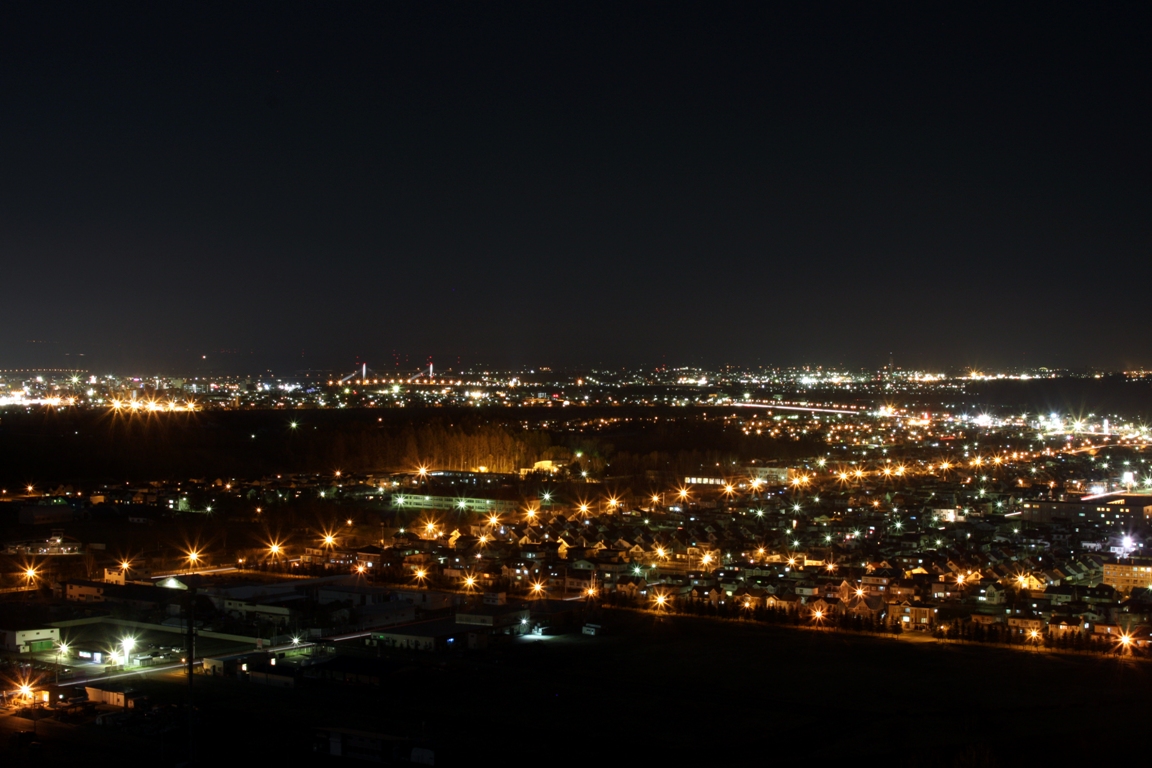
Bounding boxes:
[598,592,902,634]
[936,621,1140,655]
[0,407,826,485]
[601,593,1143,657]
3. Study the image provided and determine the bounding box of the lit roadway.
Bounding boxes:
[150,560,303,580]
[732,402,865,415]
[150,566,241,579]
[51,640,317,689]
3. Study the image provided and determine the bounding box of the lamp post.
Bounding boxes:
[121,636,136,668]
[56,642,69,684]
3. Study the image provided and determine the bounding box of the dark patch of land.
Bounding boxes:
[0,406,818,486]
[5,611,1145,765]
[3,377,1150,487]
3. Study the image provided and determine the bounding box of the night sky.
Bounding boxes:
[2,3,1150,373]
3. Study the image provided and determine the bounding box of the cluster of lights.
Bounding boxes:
[109,398,198,413]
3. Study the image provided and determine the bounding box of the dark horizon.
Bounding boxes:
[3,3,1150,373]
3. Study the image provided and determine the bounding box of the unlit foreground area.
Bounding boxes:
[3,611,1145,765]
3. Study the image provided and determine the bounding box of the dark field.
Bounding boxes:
[5,611,1148,766]
[3,375,1151,485]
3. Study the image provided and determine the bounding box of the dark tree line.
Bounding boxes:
[0,406,832,485]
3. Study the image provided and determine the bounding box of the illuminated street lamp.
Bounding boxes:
[56,642,69,684]
[120,636,136,666]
